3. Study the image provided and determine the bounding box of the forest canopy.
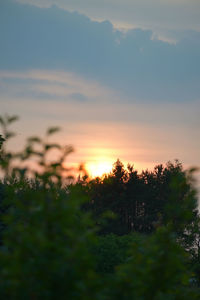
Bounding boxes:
[0,114,199,299]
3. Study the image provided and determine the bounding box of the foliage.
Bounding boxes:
[110,226,199,300]
[0,135,5,150]
[0,114,199,299]
[0,115,101,299]
[85,160,198,239]
[92,233,136,274]
[0,114,73,182]
[0,184,100,299]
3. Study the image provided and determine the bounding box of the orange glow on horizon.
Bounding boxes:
[83,147,116,178]
[84,157,156,178]
[86,159,113,178]
[63,143,157,179]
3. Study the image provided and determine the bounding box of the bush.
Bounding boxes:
[0,114,199,299]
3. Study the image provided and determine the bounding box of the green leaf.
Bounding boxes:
[45,143,61,151]
[27,136,42,144]
[5,132,16,139]
[0,135,5,143]
[7,115,19,124]
[46,127,60,136]
[0,134,5,149]
[63,145,74,155]
[50,163,60,168]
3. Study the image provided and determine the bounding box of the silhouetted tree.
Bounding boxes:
[85,160,198,241]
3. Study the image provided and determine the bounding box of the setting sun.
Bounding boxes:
[86,159,113,178]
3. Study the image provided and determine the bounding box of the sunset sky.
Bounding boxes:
[0,0,200,178]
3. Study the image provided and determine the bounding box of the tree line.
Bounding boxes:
[0,114,199,299]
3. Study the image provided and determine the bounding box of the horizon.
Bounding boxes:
[0,0,199,187]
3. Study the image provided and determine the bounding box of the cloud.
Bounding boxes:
[0,69,116,102]
[15,0,200,33]
[0,69,199,127]
[1,90,199,173]
[0,68,199,178]
[70,93,88,102]
[1,1,200,102]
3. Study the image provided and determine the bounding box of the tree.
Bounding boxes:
[85,160,198,240]
[0,115,101,299]
[110,227,199,300]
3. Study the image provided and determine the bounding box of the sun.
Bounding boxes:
[86,160,113,178]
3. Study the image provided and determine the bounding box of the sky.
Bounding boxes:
[0,0,200,180]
